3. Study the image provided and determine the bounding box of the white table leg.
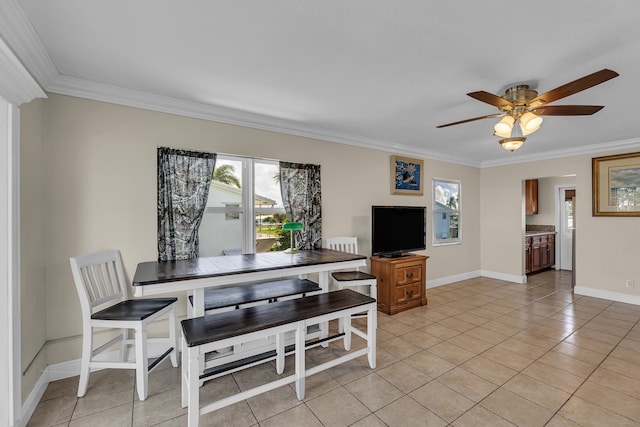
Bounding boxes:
[318,271,329,345]
[192,288,205,318]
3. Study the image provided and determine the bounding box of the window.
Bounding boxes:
[198,156,286,256]
[433,178,461,245]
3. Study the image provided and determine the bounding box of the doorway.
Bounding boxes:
[557,185,576,271]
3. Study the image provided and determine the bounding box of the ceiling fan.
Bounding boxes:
[437,69,619,151]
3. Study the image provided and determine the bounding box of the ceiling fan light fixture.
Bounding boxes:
[494,116,515,137]
[520,122,541,136]
[519,111,543,132]
[499,137,526,152]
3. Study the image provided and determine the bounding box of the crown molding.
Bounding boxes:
[0,0,46,105]
[46,72,480,167]
[0,36,45,105]
[0,0,57,91]
[481,137,640,168]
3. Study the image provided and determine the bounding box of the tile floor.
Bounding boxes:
[27,270,640,426]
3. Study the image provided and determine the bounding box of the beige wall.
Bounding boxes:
[481,156,640,297]
[19,94,482,397]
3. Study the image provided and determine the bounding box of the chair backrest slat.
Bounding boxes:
[326,237,359,255]
[71,250,128,316]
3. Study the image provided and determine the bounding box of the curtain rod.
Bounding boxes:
[156,146,280,164]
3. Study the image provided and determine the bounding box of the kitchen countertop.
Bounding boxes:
[525,231,557,236]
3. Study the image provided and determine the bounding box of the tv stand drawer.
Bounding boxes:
[395,283,422,305]
[395,264,422,286]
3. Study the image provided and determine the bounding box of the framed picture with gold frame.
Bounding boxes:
[391,155,424,195]
[592,152,640,216]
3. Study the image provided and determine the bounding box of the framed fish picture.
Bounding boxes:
[391,155,424,196]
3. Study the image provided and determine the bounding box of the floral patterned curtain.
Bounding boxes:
[279,162,322,250]
[157,147,217,261]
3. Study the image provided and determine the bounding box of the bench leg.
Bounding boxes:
[187,346,200,427]
[169,306,179,367]
[181,337,188,409]
[367,304,376,369]
[343,315,351,351]
[295,322,306,400]
[276,332,285,374]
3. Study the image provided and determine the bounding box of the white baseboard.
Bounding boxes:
[19,373,48,427]
[426,270,526,289]
[427,270,482,288]
[480,270,527,284]
[20,342,174,427]
[19,353,115,427]
[574,286,640,306]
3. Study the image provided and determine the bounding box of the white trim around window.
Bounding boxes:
[432,178,461,246]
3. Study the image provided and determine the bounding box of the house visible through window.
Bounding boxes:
[198,155,286,256]
[224,203,240,220]
[433,178,461,245]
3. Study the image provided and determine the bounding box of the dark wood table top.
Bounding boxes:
[133,249,366,286]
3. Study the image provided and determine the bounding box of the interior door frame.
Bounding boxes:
[0,28,46,425]
[555,184,576,271]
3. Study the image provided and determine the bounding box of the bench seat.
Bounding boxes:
[181,289,376,427]
[187,278,321,313]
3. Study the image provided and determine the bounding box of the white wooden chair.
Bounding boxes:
[70,250,179,401]
[326,237,377,330]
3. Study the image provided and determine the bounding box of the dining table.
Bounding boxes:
[132,249,368,318]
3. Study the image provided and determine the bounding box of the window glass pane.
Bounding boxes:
[433,179,461,244]
[254,161,285,253]
[433,212,458,240]
[564,200,574,229]
[199,212,243,255]
[199,157,287,256]
[200,159,244,256]
[434,180,459,211]
[208,159,243,209]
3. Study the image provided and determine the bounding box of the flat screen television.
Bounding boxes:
[371,205,426,257]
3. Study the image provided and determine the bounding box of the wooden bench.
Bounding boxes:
[186,278,322,315]
[181,289,376,427]
[186,278,324,370]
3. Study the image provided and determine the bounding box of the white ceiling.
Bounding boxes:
[5,0,640,166]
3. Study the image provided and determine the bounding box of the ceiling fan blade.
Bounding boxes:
[528,69,619,108]
[531,105,604,116]
[467,91,515,111]
[437,113,503,128]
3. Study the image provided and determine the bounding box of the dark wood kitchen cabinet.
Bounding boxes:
[525,233,555,274]
[525,179,538,215]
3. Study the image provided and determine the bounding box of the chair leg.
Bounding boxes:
[119,328,128,362]
[77,325,93,397]
[169,305,179,367]
[135,325,149,401]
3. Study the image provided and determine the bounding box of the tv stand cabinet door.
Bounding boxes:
[370,255,428,315]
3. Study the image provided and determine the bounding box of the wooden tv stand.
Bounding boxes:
[370,254,429,315]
